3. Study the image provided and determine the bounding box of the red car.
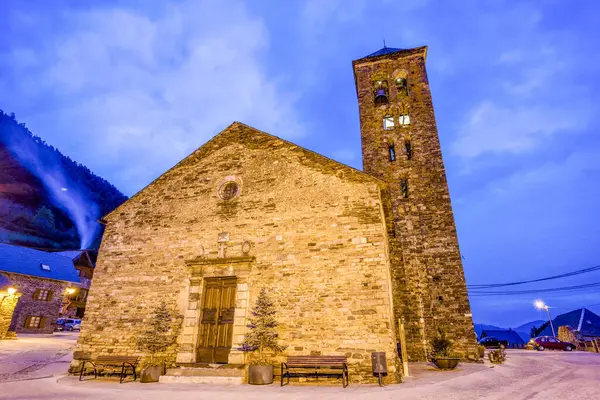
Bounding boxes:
[531,336,575,351]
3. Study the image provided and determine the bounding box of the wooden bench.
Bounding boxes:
[281,356,349,387]
[79,355,140,383]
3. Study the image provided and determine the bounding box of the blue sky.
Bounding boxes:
[1,0,599,327]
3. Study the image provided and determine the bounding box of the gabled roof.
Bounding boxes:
[54,250,94,267]
[104,122,386,221]
[0,243,80,283]
[540,308,600,337]
[480,329,526,344]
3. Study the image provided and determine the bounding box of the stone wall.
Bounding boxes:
[73,123,401,383]
[353,47,478,360]
[0,290,21,339]
[4,272,68,334]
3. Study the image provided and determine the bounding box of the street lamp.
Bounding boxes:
[534,299,556,337]
[7,287,16,295]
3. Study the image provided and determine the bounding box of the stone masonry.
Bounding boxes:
[3,272,69,334]
[73,123,401,384]
[353,46,478,360]
[0,289,20,339]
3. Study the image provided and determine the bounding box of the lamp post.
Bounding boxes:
[535,300,556,337]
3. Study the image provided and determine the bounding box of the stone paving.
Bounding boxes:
[0,336,599,400]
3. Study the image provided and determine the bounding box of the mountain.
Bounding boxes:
[0,110,127,250]
[514,320,546,334]
[474,323,504,338]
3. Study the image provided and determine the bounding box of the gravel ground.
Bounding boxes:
[0,337,598,400]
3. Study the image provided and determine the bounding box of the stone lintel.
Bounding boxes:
[185,256,256,266]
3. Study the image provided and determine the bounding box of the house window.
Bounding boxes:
[373,80,389,105]
[399,114,410,125]
[33,289,53,301]
[388,145,396,162]
[41,263,51,271]
[400,179,409,198]
[396,77,408,96]
[405,140,412,160]
[383,116,394,130]
[24,316,45,329]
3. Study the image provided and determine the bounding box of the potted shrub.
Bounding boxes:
[137,301,177,383]
[241,288,286,385]
[478,345,486,359]
[430,329,460,370]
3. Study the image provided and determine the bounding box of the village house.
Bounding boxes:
[71,46,478,384]
[0,243,82,334]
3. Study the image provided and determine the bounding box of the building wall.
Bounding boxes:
[353,48,478,360]
[4,272,68,334]
[73,124,401,383]
[0,290,21,339]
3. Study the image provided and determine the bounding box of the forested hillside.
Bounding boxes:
[0,110,127,250]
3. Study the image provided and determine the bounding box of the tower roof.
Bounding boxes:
[365,46,405,58]
[353,45,427,65]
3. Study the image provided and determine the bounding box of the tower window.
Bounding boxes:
[396,77,408,96]
[388,145,396,162]
[399,114,410,125]
[400,179,408,198]
[404,140,412,160]
[373,80,389,105]
[383,116,395,130]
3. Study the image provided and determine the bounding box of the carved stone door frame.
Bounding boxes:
[176,256,254,365]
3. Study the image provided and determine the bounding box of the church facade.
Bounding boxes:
[71,46,477,384]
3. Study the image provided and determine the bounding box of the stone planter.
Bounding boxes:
[432,358,460,370]
[140,365,164,383]
[248,365,273,385]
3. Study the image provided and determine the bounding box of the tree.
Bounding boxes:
[32,206,56,234]
[530,321,550,338]
[241,288,285,365]
[137,302,176,366]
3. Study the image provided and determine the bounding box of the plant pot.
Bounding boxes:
[248,365,274,385]
[140,364,164,383]
[432,358,460,370]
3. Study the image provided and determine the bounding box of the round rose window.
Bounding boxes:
[219,181,239,200]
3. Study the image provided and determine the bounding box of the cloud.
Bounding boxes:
[452,101,585,158]
[331,149,356,163]
[0,1,304,195]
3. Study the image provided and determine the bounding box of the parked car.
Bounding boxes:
[530,336,575,351]
[478,337,508,349]
[56,318,81,331]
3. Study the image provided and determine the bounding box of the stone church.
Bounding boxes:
[72,46,477,383]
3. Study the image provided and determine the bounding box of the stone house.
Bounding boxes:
[72,46,477,384]
[54,250,95,318]
[0,243,81,334]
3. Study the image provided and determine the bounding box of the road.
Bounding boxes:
[0,336,598,399]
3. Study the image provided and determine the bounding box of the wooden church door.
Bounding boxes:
[197,277,237,363]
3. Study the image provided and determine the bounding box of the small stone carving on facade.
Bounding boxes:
[241,240,252,255]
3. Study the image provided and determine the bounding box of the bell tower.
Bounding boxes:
[352,46,477,360]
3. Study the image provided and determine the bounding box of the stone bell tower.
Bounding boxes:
[352,46,477,360]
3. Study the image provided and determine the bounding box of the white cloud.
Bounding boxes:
[331,149,356,163]
[1,1,304,195]
[452,101,585,158]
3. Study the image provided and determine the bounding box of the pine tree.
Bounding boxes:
[137,301,174,365]
[241,288,285,365]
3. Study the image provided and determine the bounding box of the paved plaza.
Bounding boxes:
[1,334,599,399]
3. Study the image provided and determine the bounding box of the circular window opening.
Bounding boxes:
[219,181,239,200]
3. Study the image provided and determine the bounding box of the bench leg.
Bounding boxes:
[79,361,85,381]
[119,363,125,384]
[132,365,137,381]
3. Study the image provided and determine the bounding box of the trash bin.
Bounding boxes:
[371,352,387,386]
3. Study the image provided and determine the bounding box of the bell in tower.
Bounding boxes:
[373,80,389,105]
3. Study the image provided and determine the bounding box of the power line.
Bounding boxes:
[469,281,600,296]
[467,264,600,289]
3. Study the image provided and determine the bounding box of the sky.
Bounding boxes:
[1,0,599,328]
